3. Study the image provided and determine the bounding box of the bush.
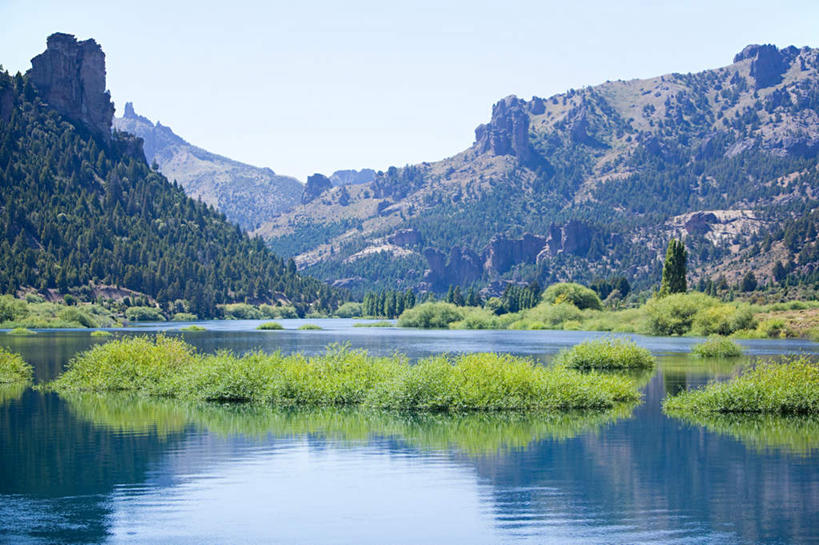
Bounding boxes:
[259,304,299,319]
[664,358,819,414]
[7,327,35,336]
[90,330,113,337]
[257,321,284,330]
[171,312,198,322]
[542,283,602,310]
[645,292,719,336]
[180,325,207,332]
[335,302,363,318]
[691,303,756,336]
[554,337,656,369]
[0,347,33,383]
[48,338,641,411]
[691,336,743,358]
[125,306,166,322]
[756,319,788,338]
[0,295,28,323]
[25,293,45,304]
[58,307,100,328]
[398,302,464,329]
[298,324,322,330]
[353,321,394,328]
[221,303,264,320]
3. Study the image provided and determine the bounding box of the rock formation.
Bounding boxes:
[474,95,532,162]
[484,234,547,275]
[734,44,799,89]
[29,33,114,141]
[423,247,483,290]
[388,228,423,248]
[330,169,377,187]
[302,174,333,204]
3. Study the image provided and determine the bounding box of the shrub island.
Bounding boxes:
[0,347,33,383]
[256,321,284,330]
[691,336,744,358]
[47,336,641,411]
[553,337,656,369]
[298,324,322,330]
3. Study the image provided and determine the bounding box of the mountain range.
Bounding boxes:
[256,43,819,295]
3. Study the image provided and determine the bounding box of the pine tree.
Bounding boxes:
[660,239,687,295]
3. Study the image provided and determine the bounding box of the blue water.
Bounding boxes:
[1,321,817,544]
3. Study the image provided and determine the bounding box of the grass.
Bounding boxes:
[553,337,656,369]
[353,321,394,328]
[256,321,284,330]
[0,347,33,383]
[180,325,207,332]
[691,336,743,358]
[47,336,641,411]
[298,324,322,330]
[663,358,819,415]
[7,327,36,336]
[90,330,113,337]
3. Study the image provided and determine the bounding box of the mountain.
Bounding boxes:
[113,103,302,230]
[329,169,376,187]
[259,44,819,294]
[0,33,340,316]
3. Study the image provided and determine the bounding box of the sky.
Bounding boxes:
[1,0,817,181]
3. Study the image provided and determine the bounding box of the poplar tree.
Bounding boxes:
[660,239,688,295]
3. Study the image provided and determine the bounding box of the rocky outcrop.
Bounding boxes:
[29,33,114,141]
[302,174,333,204]
[388,228,423,247]
[484,234,547,275]
[330,169,376,187]
[540,220,594,259]
[684,212,718,235]
[734,44,799,89]
[423,247,483,290]
[474,95,532,162]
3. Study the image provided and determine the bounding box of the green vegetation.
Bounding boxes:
[90,330,113,337]
[256,321,284,330]
[0,347,33,383]
[0,294,119,329]
[48,336,641,411]
[553,337,655,369]
[334,302,363,318]
[352,321,394,328]
[664,358,819,415]
[0,67,340,317]
[660,239,688,295]
[542,283,602,310]
[7,327,35,336]
[363,290,416,318]
[298,324,322,330]
[171,312,198,322]
[63,394,636,454]
[644,292,754,336]
[221,303,299,320]
[180,325,207,332]
[397,302,464,329]
[691,336,743,358]
[125,306,165,322]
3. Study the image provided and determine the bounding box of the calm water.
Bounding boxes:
[1,320,818,545]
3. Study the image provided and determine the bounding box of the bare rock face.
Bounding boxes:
[302,173,333,204]
[484,233,547,275]
[474,95,532,162]
[684,212,718,235]
[734,44,799,89]
[422,247,483,290]
[29,33,114,141]
[540,220,594,259]
[388,228,423,248]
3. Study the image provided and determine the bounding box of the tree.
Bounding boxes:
[772,261,787,285]
[740,271,757,292]
[660,239,687,295]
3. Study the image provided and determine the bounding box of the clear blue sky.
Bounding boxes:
[1,0,817,180]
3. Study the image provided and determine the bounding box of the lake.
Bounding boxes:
[1,320,818,544]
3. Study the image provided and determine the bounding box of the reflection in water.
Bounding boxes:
[62,392,637,455]
[0,382,27,405]
[670,412,819,456]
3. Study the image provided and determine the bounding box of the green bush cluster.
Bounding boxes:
[553,338,656,369]
[0,347,33,383]
[49,337,641,411]
[0,295,119,329]
[691,336,743,358]
[90,330,113,337]
[542,283,603,310]
[125,306,166,322]
[180,325,207,332]
[7,327,35,336]
[171,312,198,322]
[256,322,284,330]
[334,302,363,318]
[645,293,755,336]
[664,358,819,415]
[298,324,322,330]
[397,302,464,329]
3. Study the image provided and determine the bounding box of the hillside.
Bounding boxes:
[259,44,819,294]
[113,103,303,230]
[0,33,340,316]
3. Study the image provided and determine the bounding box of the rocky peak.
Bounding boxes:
[302,173,333,204]
[733,44,799,89]
[29,33,114,141]
[474,95,532,162]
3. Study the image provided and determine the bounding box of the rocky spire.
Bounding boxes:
[29,33,115,141]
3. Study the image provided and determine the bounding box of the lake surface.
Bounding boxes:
[1,320,818,544]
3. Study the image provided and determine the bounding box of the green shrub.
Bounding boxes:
[645,292,719,336]
[510,302,582,329]
[58,307,100,328]
[7,327,35,336]
[298,324,322,330]
[90,330,113,337]
[0,347,33,383]
[450,307,512,329]
[125,306,166,322]
[398,302,464,328]
[221,303,264,320]
[257,321,284,330]
[542,283,602,310]
[664,358,819,414]
[335,302,363,318]
[180,325,207,332]
[47,338,642,411]
[692,303,756,336]
[171,312,198,322]
[691,336,743,358]
[25,293,45,304]
[756,319,788,338]
[0,295,28,323]
[259,304,299,319]
[353,321,394,328]
[554,337,656,369]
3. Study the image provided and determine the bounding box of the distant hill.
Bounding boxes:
[114,103,302,230]
[0,33,340,316]
[329,168,376,187]
[259,44,819,294]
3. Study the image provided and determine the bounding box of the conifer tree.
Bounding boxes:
[660,239,688,295]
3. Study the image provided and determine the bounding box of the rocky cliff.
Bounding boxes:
[114,103,302,230]
[29,33,114,141]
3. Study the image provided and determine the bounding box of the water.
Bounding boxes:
[1,321,818,544]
